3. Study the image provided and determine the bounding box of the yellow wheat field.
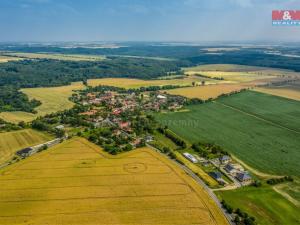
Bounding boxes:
[0,55,23,63]
[0,129,51,165]
[183,64,299,83]
[0,137,228,225]
[166,84,250,100]
[255,87,300,101]
[87,77,221,89]
[4,52,106,61]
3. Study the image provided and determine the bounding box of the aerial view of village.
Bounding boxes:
[0,1,299,225]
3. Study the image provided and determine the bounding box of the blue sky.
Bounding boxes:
[0,0,299,42]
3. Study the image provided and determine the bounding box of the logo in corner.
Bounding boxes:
[272,10,300,26]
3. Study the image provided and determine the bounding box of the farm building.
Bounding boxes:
[157,94,167,99]
[183,152,198,163]
[55,125,64,130]
[16,147,34,158]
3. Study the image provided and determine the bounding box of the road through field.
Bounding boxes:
[146,144,234,225]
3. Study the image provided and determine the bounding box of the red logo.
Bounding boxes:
[272,10,300,20]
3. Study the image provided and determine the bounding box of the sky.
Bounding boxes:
[0,0,299,42]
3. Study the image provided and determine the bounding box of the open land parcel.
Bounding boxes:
[0,129,52,165]
[0,82,85,123]
[0,137,228,225]
[156,91,300,176]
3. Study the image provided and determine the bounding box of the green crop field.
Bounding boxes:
[0,129,52,165]
[156,91,300,177]
[218,91,300,132]
[216,186,300,225]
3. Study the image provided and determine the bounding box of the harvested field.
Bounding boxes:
[0,137,228,225]
[0,55,23,63]
[87,77,220,89]
[0,82,85,123]
[0,111,37,124]
[183,64,289,72]
[255,81,300,101]
[190,71,275,82]
[166,84,249,100]
[183,64,300,83]
[4,52,106,61]
[0,129,51,165]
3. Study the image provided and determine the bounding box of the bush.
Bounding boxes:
[267,176,293,185]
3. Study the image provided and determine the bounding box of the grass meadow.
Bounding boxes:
[0,129,52,165]
[156,91,300,177]
[216,185,300,225]
[0,82,85,123]
[0,137,228,225]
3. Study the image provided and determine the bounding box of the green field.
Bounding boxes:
[218,91,300,132]
[0,129,52,165]
[216,186,300,225]
[156,91,300,176]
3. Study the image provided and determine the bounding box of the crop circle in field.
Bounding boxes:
[123,163,147,173]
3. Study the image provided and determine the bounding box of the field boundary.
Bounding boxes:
[273,184,300,207]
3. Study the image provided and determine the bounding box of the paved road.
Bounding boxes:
[147,144,235,225]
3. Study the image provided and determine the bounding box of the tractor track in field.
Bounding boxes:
[215,102,300,135]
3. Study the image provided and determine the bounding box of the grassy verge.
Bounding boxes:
[216,185,300,225]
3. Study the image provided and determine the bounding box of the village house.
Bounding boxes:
[118,121,130,129]
[209,171,226,185]
[236,171,252,185]
[87,93,96,99]
[219,155,231,164]
[145,135,153,143]
[130,138,142,147]
[224,163,244,176]
[112,108,122,115]
[80,109,98,116]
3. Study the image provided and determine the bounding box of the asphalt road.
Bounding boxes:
[146,144,235,225]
